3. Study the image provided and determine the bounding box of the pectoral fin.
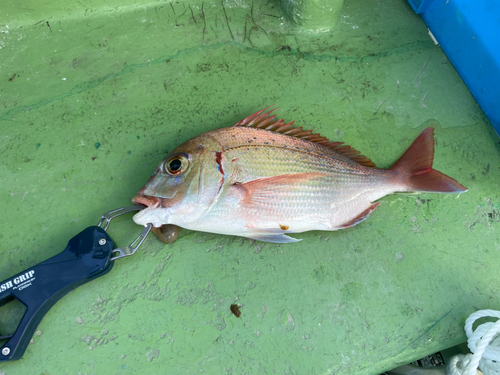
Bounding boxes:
[245,229,302,243]
[232,173,326,206]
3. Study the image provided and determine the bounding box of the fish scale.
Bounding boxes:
[225,147,386,199]
[207,174,384,234]
[132,108,467,243]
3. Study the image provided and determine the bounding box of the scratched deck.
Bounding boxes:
[1,0,499,373]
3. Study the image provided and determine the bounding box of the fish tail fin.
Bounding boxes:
[391,128,467,193]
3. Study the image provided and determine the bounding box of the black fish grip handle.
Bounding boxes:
[0,206,152,361]
[0,226,115,361]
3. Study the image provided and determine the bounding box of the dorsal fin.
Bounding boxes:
[232,106,376,168]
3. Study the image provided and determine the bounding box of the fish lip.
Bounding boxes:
[132,195,165,227]
[132,204,168,228]
[132,195,160,208]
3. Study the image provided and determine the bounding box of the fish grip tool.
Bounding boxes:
[0,205,152,362]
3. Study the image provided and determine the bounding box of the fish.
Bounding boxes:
[132,107,467,244]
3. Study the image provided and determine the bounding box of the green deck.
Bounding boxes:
[1,0,499,373]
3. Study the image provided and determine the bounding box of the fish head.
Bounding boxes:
[132,134,223,228]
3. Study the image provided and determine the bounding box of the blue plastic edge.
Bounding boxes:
[408,0,500,135]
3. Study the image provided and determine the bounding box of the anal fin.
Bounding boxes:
[338,202,380,229]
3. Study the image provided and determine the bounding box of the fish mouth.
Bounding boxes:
[132,194,180,243]
[132,195,160,208]
[132,195,166,228]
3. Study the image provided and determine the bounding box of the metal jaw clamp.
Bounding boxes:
[0,205,152,362]
[98,206,153,261]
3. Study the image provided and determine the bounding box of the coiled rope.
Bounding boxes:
[447,310,500,375]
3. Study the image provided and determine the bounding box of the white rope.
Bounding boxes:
[447,310,500,375]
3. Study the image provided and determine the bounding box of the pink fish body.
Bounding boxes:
[132,107,467,243]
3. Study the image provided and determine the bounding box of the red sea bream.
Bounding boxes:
[132,107,467,243]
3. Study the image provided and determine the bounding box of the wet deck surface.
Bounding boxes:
[1,0,499,373]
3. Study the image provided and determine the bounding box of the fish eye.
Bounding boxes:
[164,154,189,175]
[169,159,182,172]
